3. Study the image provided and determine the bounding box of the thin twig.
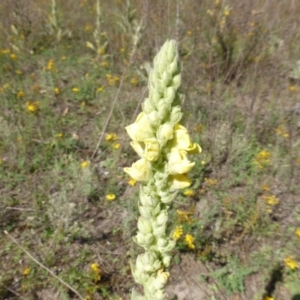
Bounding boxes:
[4,231,84,300]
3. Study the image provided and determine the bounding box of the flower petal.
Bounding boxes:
[169,174,192,191]
[124,158,151,181]
[125,112,155,141]
[168,149,195,174]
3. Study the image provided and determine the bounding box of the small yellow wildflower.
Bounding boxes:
[172,226,183,240]
[187,30,192,36]
[55,133,63,138]
[128,178,137,186]
[81,161,90,168]
[185,234,195,250]
[295,228,300,237]
[106,194,116,201]
[120,47,125,53]
[207,9,214,16]
[10,53,17,60]
[96,86,104,93]
[261,184,270,191]
[176,210,193,223]
[113,143,121,149]
[284,256,298,270]
[263,195,279,206]
[105,133,118,141]
[264,296,275,300]
[101,61,109,68]
[2,49,10,54]
[193,123,204,133]
[183,189,195,197]
[275,126,289,138]
[289,85,296,92]
[98,48,105,55]
[46,59,54,71]
[296,158,300,164]
[253,150,272,169]
[90,263,101,281]
[130,77,139,86]
[72,87,80,93]
[61,56,67,60]
[204,178,218,187]
[26,101,40,113]
[23,267,31,276]
[15,70,22,75]
[224,6,230,16]
[54,87,60,95]
[17,91,24,98]
[85,24,92,31]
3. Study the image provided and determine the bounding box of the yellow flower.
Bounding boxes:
[125,112,155,141]
[130,77,139,86]
[289,85,296,92]
[85,24,92,31]
[96,86,104,93]
[61,56,67,60]
[26,101,40,113]
[176,210,193,223]
[101,61,109,68]
[10,53,17,60]
[106,193,116,201]
[2,49,10,54]
[72,87,80,93]
[98,48,105,55]
[54,87,60,95]
[185,234,195,249]
[169,174,192,191]
[81,161,90,168]
[124,158,151,182]
[187,30,192,36]
[296,229,300,237]
[128,178,137,186]
[224,6,230,16]
[284,256,298,270]
[263,195,279,206]
[90,263,101,281]
[204,178,218,187]
[172,226,183,240]
[170,124,201,154]
[23,267,31,276]
[168,148,195,174]
[91,263,100,272]
[253,150,272,169]
[17,91,24,98]
[261,184,270,191]
[264,296,275,300]
[132,139,161,160]
[105,133,118,141]
[183,189,195,197]
[46,59,54,71]
[15,70,22,75]
[55,133,63,138]
[113,143,121,149]
[275,126,289,138]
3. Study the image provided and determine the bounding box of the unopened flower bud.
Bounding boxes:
[137,216,152,234]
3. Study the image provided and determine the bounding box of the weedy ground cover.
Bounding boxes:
[0,0,300,299]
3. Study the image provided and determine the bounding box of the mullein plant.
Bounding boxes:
[124,40,201,300]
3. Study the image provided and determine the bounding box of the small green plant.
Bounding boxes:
[208,256,255,295]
